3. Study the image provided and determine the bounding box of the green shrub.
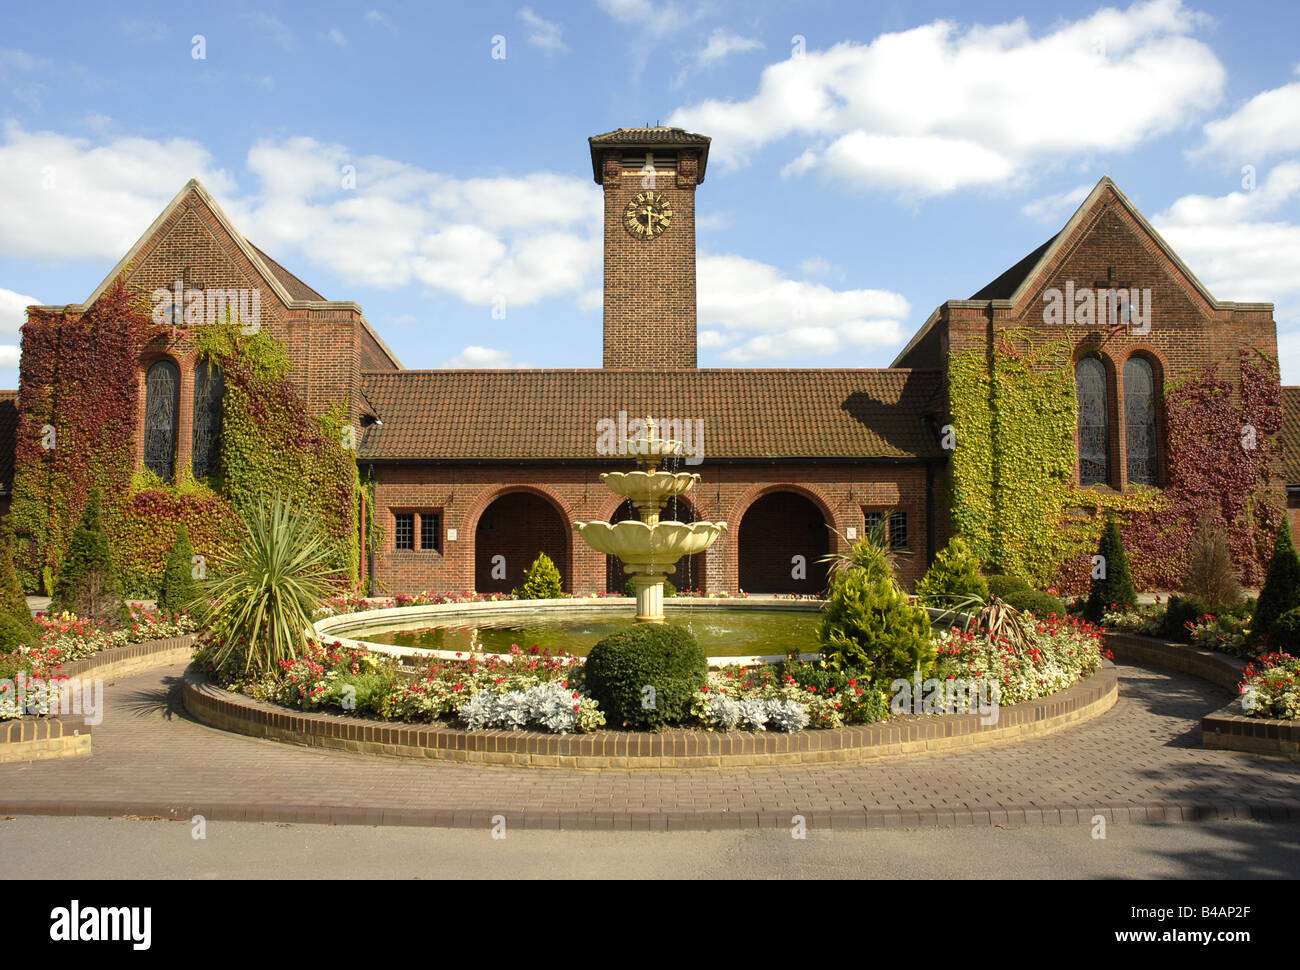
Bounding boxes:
[1001,589,1067,618]
[1084,519,1137,623]
[515,552,564,599]
[1251,518,1300,647]
[818,549,933,685]
[1182,516,1242,613]
[985,574,1032,600]
[585,623,707,729]
[0,613,35,654]
[0,523,35,640]
[1268,606,1300,655]
[621,576,676,598]
[194,493,342,674]
[1159,594,1208,642]
[330,668,401,715]
[157,523,198,617]
[50,490,126,623]
[915,536,988,608]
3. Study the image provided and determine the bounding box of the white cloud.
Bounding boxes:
[697,29,762,67]
[0,345,18,368]
[365,9,396,32]
[246,12,297,49]
[518,7,568,54]
[0,122,238,263]
[671,0,1224,198]
[440,345,530,368]
[119,21,167,43]
[0,49,50,71]
[596,0,699,36]
[1152,162,1300,381]
[799,256,833,276]
[698,253,909,362]
[1198,71,1300,161]
[1021,183,1092,223]
[328,27,347,47]
[0,286,39,338]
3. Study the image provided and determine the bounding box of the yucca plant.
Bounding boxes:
[821,513,912,591]
[194,494,343,674]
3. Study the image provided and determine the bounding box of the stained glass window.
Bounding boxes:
[192,359,224,480]
[1076,357,1110,486]
[1124,357,1159,486]
[144,359,180,482]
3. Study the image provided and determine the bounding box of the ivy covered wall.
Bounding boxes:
[9,280,367,596]
[948,328,1282,594]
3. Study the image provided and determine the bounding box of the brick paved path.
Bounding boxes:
[1,661,1298,829]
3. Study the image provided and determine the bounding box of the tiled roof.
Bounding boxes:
[590,127,711,145]
[248,243,326,302]
[969,235,1057,300]
[588,127,711,182]
[1284,387,1300,485]
[358,369,944,462]
[0,391,17,492]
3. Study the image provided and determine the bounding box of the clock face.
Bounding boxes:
[624,191,672,238]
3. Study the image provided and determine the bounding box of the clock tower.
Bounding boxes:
[589,127,710,369]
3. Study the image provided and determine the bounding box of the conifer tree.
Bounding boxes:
[50,490,124,621]
[915,536,989,608]
[516,552,564,599]
[158,522,198,617]
[1084,518,1137,622]
[1251,517,1300,647]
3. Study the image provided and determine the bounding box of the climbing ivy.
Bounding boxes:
[948,332,1281,594]
[9,288,366,596]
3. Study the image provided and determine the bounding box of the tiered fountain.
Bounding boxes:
[574,418,726,622]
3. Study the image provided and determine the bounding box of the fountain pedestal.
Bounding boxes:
[573,418,726,623]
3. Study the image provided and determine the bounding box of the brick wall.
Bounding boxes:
[369,461,934,595]
[600,149,698,369]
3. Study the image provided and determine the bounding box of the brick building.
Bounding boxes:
[2,126,1290,594]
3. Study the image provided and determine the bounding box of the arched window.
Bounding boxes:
[192,359,224,480]
[1124,356,1159,486]
[1076,356,1110,486]
[143,359,180,483]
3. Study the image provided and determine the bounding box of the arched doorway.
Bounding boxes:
[737,491,830,594]
[604,497,707,594]
[474,491,570,594]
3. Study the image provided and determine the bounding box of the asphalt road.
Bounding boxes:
[2,815,1298,879]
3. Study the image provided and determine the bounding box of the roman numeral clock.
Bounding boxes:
[624,190,672,238]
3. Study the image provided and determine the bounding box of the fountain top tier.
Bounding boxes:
[625,416,682,473]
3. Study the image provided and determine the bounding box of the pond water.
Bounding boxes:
[352,607,823,659]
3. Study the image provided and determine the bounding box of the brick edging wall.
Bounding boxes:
[181,662,1118,769]
[1103,631,1246,690]
[59,634,196,681]
[1203,702,1300,757]
[0,634,194,764]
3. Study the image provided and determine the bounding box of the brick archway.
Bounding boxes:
[732,486,835,594]
[467,487,573,594]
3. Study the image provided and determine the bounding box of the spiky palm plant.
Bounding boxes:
[195,494,342,674]
[821,512,912,592]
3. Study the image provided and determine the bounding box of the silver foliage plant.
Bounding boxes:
[460,682,585,734]
[704,695,810,733]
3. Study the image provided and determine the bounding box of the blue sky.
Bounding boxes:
[2,0,1299,388]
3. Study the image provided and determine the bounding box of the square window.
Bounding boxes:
[394,513,414,550]
[862,509,908,549]
[420,513,441,552]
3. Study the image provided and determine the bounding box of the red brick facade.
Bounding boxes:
[11,137,1287,600]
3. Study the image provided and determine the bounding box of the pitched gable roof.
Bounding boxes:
[892,176,1275,366]
[35,179,402,370]
[359,369,944,462]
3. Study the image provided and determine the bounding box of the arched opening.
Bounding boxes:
[192,357,224,481]
[143,358,180,483]
[1123,355,1160,486]
[474,491,570,594]
[737,491,829,594]
[1075,355,1111,486]
[604,497,706,594]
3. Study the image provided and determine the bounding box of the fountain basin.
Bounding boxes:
[572,519,726,570]
[599,470,699,506]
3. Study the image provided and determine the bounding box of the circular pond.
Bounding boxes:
[350,606,820,660]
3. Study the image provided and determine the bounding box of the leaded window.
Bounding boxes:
[144,359,180,482]
[1124,357,1159,486]
[192,359,224,480]
[394,513,414,550]
[420,513,441,552]
[1075,357,1110,486]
